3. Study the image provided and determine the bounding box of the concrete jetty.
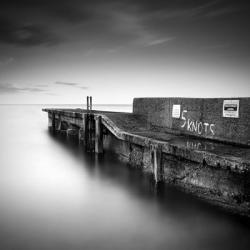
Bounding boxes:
[43,97,250,217]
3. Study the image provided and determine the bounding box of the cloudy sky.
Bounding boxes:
[0,0,249,104]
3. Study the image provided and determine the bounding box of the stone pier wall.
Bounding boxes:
[44,108,250,216]
[133,98,250,146]
[103,130,250,215]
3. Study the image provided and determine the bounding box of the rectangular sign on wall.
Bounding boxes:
[172,104,181,118]
[223,100,239,118]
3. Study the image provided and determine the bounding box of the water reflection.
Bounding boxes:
[0,105,249,250]
[49,130,250,249]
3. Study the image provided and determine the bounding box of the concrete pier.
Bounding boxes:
[51,113,56,132]
[43,97,250,217]
[95,116,103,154]
[150,144,162,183]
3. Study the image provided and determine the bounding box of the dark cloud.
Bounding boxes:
[0,0,249,53]
[0,17,60,46]
[1,0,249,24]
[0,0,93,25]
[20,87,46,92]
[0,83,46,93]
[55,81,88,89]
[126,0,250,14]
[0,0,92,47]
[55,81,78,86]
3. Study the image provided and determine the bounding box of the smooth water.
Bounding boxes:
[0,105,249,250]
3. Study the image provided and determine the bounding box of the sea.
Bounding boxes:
[0,104,249,250]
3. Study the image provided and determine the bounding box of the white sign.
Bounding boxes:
[223,100,239,118]
[172,104,181,118]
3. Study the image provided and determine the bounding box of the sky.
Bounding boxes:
[0,0,249,104]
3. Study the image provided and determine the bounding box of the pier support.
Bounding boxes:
[95,116,103,154]
[83,113,90,149]
[79,128,84,141]
[151,144,163,183]
[57,115,62,131]
[83,113,95,152]
[52,113,56,132]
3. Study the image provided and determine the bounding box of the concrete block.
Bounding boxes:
[133,97,250,146]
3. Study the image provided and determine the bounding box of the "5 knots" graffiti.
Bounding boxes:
[180,110,215,136]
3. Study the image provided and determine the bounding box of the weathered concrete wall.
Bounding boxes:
[103,132,250,215]
[133,98,250,146]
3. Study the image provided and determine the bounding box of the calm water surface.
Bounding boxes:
[0,105,249,250]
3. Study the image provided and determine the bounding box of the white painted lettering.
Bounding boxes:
[181,110,187,128]
[187,119,193,131]
[210,124,215,135]
[204,123,209,133]
[198,122,203,134]
[192,121,198,133]
[180,111,216,136]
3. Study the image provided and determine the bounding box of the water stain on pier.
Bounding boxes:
[0,105,250,250]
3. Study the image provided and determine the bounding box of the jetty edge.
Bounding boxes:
[42,97,250,217]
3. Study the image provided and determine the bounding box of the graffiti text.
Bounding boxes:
[181,110,215,136]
